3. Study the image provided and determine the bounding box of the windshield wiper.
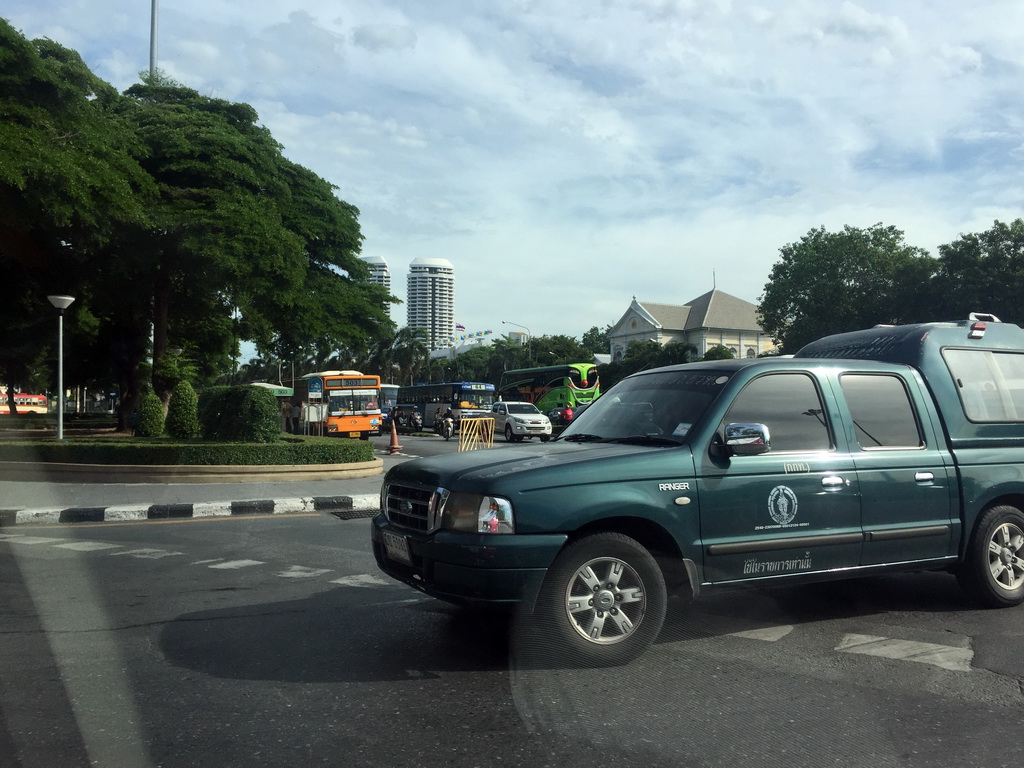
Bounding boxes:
[603,435,680,446]
[559,433,606,442]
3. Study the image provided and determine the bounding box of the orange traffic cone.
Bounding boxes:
[387,418,403,455]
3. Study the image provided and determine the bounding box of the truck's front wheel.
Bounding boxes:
[535,532,666,666]
[957,505,1024,608]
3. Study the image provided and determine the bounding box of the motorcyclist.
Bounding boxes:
[437,407,455,438]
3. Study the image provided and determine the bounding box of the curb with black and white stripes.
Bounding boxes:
[0,494,380,527]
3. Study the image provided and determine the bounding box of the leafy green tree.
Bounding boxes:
[758,224,936,353]
[0,22,152,410]
[581,325,611,354]
[89,75,393,423]
[933,219,1024,325]
[0,21,152,267]
[530,335,592,366]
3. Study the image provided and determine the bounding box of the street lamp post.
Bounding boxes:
[47,295,75,441]
[501,320,531,362]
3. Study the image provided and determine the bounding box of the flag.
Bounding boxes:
[455,322,466,331]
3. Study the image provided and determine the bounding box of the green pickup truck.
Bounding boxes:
[371,314,1024,665]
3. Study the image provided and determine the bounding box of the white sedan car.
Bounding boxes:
[491,401,552,442]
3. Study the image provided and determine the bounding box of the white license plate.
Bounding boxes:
[382,531,412,565]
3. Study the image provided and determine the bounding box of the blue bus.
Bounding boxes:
[396,381,496,428]
[380,383,399,412]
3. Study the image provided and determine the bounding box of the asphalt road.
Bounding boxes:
[3,434,1024,766]
[2,509,1024,768]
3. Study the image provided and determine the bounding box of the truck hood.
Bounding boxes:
[384,440,693,495]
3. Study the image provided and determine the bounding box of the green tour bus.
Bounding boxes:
[496,363,600,414]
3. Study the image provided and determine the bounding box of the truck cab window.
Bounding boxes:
[722,372,832,452]
[839,374,923,448]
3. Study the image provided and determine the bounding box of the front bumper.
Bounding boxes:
[512,422,552,436]
[370,514,567,610]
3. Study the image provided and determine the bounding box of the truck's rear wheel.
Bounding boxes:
[535,532,666,666]
[957,505,1024,608]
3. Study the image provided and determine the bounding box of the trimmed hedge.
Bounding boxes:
[136,393,166,437]
[0,437,374,466]
[166,381,201,439]
[199,385,279,442]
[0,413,119,431]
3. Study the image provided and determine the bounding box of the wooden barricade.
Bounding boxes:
[458,417,494,452]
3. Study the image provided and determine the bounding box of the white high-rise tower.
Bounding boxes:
[407,257,455,349]
[360,255,391,291]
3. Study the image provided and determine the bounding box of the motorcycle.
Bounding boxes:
[437,415,455,441]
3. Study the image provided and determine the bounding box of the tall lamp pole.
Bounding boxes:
[47,295,75,441]
[150,0,159,77]
[501,320,531,362]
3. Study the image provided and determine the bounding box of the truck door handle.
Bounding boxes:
[821,476,847,489]
[915,472,934,483]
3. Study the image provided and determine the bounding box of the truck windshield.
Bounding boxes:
[559,369,730,443]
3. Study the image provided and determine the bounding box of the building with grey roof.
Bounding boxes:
[608,290,776,361]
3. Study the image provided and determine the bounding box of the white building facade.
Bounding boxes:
[609,290,776,361]
[407,257,455,350]
[360,255,391,291]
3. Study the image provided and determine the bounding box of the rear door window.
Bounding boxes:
[839,374,923,449]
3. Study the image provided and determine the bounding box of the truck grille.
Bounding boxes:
[382,482,445,533]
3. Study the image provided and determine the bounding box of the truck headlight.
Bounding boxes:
[440,492,515,534]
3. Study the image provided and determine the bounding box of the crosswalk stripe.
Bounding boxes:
[0,535,60,545]
[835,633,973,672]
[53,542,122,552]
[207,559,265,569]
[330,574,392,587]
[730,625,794,642]
[109,549,183,559]
[276,565,333,578]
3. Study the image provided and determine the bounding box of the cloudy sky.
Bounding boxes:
[7,1,1024,341]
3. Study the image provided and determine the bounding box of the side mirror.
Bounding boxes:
[724,422,771,456]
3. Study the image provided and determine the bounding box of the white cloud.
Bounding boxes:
[7,0,1024,341]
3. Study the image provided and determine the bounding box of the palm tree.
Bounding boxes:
[392,327,430,385]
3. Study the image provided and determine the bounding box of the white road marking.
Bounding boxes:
[276,565,333,578]
[54,542,122,552]
[329,573,392,587]
[835,633,973,672]
[730,625,794,642]
[109,549,183,559]
[0,535,60,545]
[207,559,265,570]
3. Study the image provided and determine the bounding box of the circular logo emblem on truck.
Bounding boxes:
[768,486,798,525]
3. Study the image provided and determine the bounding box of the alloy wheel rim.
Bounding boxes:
[988,522,1024,591]
[563,556,646,645]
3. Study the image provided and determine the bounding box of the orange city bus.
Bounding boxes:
[296,370,383,439]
